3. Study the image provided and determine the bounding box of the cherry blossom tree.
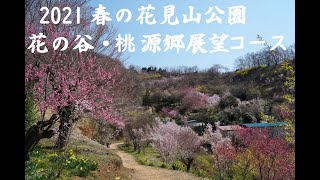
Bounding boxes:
[176,126,202,171]
[206,94,221,107]
[123,111,154,151]
[132,128,147,153]
[179,87,208,112]
[203,123,222,146]
[150,120,201,171]
[150,120,180,163]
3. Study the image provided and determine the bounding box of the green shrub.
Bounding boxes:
[171,161,185,171]
[241,112,257,123]
[247,88,261,100]
[193,154,215,177]
[138,158,147,165]
[160,163,167,168]
[219,95,239,109]
[192,168,205,177]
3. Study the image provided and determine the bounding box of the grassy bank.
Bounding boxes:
[26,125,130,180]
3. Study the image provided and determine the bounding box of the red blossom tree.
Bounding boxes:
[204,125,237,178]
[212,138,237,179]
[236,128,295,180]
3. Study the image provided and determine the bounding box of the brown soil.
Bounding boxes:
[110,143,208,180]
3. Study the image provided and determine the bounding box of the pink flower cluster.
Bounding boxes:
[25,23,121,125]
[150,120,201,163]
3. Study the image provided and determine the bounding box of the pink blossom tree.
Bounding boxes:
[150,120,201,171]
[206,94,221,107]
[176,126,202,171]
[132,128,146,153]
[161,107,179,118]
[25,0,122,156]
[131,123,153,154]
[150,120,180,163]
[179,87,208,112]
[25,49,121,149]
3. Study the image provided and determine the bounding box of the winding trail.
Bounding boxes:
[110,143,208,180]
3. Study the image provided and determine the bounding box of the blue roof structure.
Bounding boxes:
[187,120,198,123]
[242,122,288,128]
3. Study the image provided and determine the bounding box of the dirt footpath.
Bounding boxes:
[110,143,208,180]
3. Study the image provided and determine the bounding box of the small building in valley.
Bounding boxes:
[241,122,288,128]
[187,120,205,127]
[217,125,243,137]
[240,122,288,137]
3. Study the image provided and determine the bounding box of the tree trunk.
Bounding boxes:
[133,141,138,151]
[55,116,73,150]
[25,114,58,161]
[186,159,192,172]
[55,104,79,150]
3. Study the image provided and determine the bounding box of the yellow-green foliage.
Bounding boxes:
[259,112,275,123]
[280,61,295,89]
[235,66,263,76]
[280,61,294,74]
[284,76,295,89]
[195,85,209,94]
[171,161,185,171]
[192,154,215,177]
[282,94,295,104]
[285,122,295,144]
[140,73,162,80]
[231,150,256,180]
[236,68,250,76]
[127,110,142,117]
